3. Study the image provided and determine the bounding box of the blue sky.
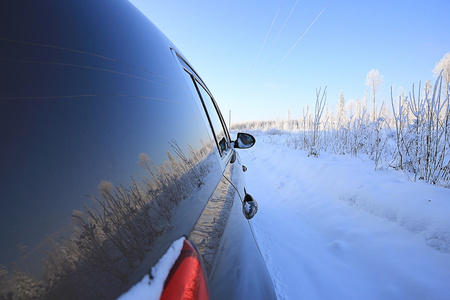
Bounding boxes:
[129,0,450,123]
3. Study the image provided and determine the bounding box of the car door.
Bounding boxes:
[175,53,276,299]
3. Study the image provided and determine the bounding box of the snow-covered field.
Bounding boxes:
[241,132,450,300]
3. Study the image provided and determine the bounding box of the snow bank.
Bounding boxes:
[238,131,450,299]
[249,131,450,253]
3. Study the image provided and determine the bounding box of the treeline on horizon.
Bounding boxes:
[232,53,450,188]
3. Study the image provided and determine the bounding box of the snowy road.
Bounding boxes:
[240,135,450,300]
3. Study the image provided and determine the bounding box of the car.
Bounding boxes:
[0,0,276,299]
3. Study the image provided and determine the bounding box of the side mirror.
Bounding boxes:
[234,132,256,149]
[242,193,258,219]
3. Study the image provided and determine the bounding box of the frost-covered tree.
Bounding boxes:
[366,69,384,122]
[337,92,345,128]
[355,98,363,121]
[345,98,355,119]
[433,53,450,135]
[309,87,327,157]
[433,52,450,98]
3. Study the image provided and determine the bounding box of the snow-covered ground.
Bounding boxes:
[241,132,450,300]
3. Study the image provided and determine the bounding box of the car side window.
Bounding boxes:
[174,52,231,158]
[193,79,230,156]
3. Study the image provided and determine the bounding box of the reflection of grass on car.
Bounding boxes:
[0,142,215,299]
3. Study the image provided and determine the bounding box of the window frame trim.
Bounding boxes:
[172,49,232,162]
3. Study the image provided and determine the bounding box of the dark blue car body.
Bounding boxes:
[0,0,276,299]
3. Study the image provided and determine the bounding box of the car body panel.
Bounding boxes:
[0,0,276,299]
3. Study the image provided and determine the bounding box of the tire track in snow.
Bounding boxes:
[241,144,331,299]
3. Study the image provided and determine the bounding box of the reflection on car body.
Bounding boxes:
[0,0,276,299]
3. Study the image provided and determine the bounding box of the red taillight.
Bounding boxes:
[160,240,210,300]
